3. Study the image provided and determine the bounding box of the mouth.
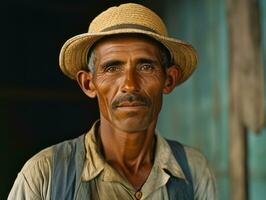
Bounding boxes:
[115,101,148,109]
[111,93,150,111]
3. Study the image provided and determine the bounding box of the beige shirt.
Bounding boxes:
[8,123,217,199]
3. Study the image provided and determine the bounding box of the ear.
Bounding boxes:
[76,70,97,98]
[163,66,181,94]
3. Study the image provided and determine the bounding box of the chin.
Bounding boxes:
[114,118,150,133]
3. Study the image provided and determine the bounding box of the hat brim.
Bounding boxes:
[59,28,198,85]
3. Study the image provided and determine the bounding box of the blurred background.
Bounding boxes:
[1,0,266,199]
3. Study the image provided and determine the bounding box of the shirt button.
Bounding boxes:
[135,191,142,199]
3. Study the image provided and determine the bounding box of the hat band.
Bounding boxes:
[100,23,158,34]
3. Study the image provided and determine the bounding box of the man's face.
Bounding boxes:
[90,35,168,132]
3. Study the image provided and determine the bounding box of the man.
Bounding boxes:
[9,3,217,200]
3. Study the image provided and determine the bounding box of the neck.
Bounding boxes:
[99,117,156,173]
[98,116,157,190]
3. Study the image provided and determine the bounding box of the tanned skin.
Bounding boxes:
[77,35,180,190]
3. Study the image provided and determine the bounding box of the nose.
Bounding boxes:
[121,68,140,93]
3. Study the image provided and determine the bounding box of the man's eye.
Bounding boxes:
[105,65,121,73]
[139,64,154,72]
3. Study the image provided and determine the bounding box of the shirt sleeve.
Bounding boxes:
[184,146,218,200]
[8,149,53,200]
[8,172,41,200]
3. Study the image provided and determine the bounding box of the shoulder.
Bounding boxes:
[8,145,54,199]
[21,145,54,173]
[183,145,218,200]
[21,134,85,174]
[183,145,208,169]
[8,135,85,199]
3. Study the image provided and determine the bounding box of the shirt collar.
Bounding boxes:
[154,130,187,181]
[81,122,187,182]
[81,121,105,181]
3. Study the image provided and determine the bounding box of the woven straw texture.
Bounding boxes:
[59,3,198,85]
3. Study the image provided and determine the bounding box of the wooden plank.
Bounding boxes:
[227,0,264,133]
[229,102,248,200]
[227,0,264,199]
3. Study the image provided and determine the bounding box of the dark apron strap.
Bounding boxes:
[166,139,194,200]
[51,134,86,200]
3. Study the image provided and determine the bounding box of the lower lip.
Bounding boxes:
[116,106,147,110]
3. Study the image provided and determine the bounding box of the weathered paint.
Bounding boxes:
[158,0,266,199]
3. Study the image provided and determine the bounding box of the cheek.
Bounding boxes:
[151,91,163,110]
[140,72,165,93]
[139,68,166,88]
[140,75,165,109]
[94,76,118,115]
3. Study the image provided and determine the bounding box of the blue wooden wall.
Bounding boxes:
[158,0,266,199]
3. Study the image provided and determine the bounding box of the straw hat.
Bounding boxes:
[59,3,198,85]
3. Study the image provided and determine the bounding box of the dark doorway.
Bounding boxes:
[1,0,164,198]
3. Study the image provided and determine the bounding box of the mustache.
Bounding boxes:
[112,93,151,109]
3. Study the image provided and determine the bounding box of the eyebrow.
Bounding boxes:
[136,58,158,65]
[99,58,159,69]
[100,60,124,69]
